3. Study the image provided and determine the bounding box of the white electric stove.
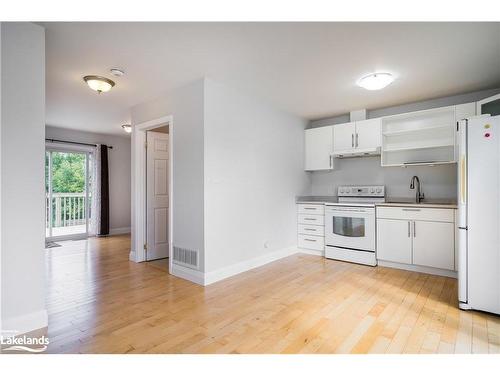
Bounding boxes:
[324,185,385,266]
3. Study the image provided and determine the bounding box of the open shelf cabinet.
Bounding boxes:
[381,106,457,166]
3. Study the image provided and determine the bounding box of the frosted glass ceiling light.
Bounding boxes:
[357,72,394,91]
[83,75,115,94]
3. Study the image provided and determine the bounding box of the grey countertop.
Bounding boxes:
[296,196,457,209]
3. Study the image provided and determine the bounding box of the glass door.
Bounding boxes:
[45,149,91,240]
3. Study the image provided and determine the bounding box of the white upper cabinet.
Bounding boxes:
[304,126,334,171]
[355,118,382,152]
[381,106,457,167]
[333,119,381,157]
[333,122,355,154]
[455,102,476,121]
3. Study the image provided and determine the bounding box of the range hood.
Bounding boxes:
[333,147,381,158]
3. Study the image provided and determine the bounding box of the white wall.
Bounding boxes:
[203,79,310,274]
[131,79,205,270]
[310,157,456,200]
[1,22,47,334]
[45,126,132,233]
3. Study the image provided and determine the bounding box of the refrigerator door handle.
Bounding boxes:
[460,155,467,205]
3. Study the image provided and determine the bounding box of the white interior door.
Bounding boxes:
[146,131,169,260]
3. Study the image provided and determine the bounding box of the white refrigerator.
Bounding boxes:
[457,114,500,314]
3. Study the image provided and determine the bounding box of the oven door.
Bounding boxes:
[325,206,375,251]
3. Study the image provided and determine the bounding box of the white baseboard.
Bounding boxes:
[298,248,324,256]
[109,227,131,235]
[1,309,48,337]
[129,251,136,262]
[171,263,205,285]
[378,260,458,278]
[204,246,299,286]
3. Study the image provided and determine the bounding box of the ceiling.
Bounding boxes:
[44,22,500,135]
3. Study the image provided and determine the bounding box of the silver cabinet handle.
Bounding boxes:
[304,228,317,231]
[402,208,421,211]
[304,218,316,221]
[304,238,317,242]
[329,155,333,168]
[303,207,317,210]
[355,133,359,148]
[351,134,354,148]
[407,221,410,237]
[413,221,416,237]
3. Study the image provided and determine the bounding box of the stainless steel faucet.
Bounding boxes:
[410,176,425,203]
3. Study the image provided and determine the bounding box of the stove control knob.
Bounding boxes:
[340,189,344,194]
[370,188,375,193]
[376,188,382,193]
[345,188,351,194]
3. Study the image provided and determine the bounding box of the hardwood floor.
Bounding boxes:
[44,235,500,354]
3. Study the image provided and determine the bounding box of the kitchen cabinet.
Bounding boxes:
[333,119,381,156]
[297,204,325,253]
[412,221,454,270]
[333,122,355,154]
[376,219,412,264]
[355,118,382,151]
[304,126,334,171]
[376,206,456,273]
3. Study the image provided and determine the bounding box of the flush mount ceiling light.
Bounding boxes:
[121,124,132,133]
[357,72,394,91]
[83,75,115,94]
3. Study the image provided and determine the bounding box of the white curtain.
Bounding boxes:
[90,145,102,236]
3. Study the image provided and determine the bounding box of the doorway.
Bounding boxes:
[45,148,91,240]
[131,115,173,269]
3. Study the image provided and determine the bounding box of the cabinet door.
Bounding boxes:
[455,102,476,122]
[333,122,355,154]
[376,219,412,264]
[304,126,334,171]
[355,118,381,151]
[412,221,454,270]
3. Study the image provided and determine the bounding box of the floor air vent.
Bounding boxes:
[173,246,199,269]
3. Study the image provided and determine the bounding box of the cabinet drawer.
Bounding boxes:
[298,214,324,226]
[298,234,324,251]
[376,206,454,222]
[297,204,324,215]
[298,224,324,236]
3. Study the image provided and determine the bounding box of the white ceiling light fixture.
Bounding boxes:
[110,68,125,77]
[121,124,132,133]
[357,72,395,91]
[83,75,115,94]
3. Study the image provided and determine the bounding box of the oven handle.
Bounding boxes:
[325,207,373,213]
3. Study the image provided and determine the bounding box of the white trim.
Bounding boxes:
[377,260,458,278]
[204,246,298,285]
[171,263,205,285]
[132,115,173,266]
[1,310,48,337]
[129,250,136,262]
[45,141,95,153]
[109,226,131,235]
[298,248,324,256]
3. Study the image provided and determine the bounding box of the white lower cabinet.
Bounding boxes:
[412,221,454,270]
[376,219,412,264]
[297,204,325,252]
[376,206,456,273]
